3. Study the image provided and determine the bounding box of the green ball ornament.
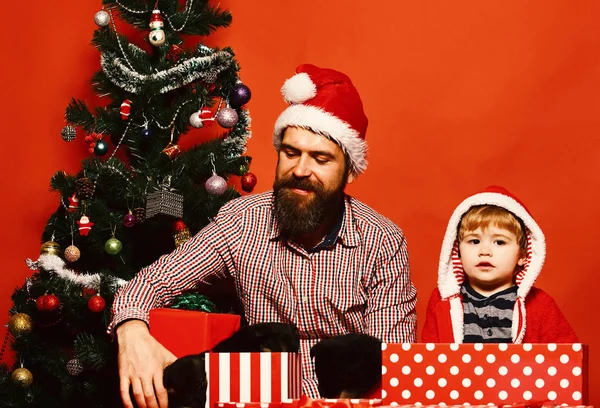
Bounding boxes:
[105,236,122,255]
[94,140,109,156]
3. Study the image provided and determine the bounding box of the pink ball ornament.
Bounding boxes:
[216,107,238,128]
[205,173,228,196]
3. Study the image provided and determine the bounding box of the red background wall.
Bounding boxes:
[2,0,599,403]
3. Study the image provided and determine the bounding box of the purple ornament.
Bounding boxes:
[124,212,136,227]
[205,173,228,196]
[216,107,238,128]
[229,83,252,107]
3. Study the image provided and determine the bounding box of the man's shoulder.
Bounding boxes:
[218,191,274,217]
[347,195,406,239]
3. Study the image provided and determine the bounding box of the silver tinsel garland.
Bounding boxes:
[101,47,233,94]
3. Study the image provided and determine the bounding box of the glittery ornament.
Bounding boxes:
[167,44,183,62]
[120,99,132,120]
[148,9,166,46]
[40,241,61,256]
[36,294,60,312]
[8,313,33,337]
[94,140,109,156]
[11,367,33,388]
[229,83,252,108]
[146,190,184,218]
[241,172,257,193]
[66,358,83,376]
[189,111,205,128]
[77,215,94,236]
[161,142,180,159]
[61,125,77,142]
[132,207,146,223]
[64,245,81,262]
[67,193,79,213]
[88,295,106,312]
[216,107,238,128]
[105,236,123,255]
[123,211,136,227]
[205,172,228,196]
[94,10,110,27]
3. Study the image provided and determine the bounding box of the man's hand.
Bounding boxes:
[117,320,177,408]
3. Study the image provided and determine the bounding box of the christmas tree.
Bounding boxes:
[0,0,255,406]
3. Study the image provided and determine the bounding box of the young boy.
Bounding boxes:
[422,186,578,343]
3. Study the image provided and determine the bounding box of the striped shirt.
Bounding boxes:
[461,283,517,343]
[109,191,417,398]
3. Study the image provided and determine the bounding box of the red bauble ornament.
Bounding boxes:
[36,294,60,312]
[167,44,183,63]
[82,287,97,297]
[241,172,257,193]
[87,295,106,313]
[173,219,187,232]
[120,100,132,120]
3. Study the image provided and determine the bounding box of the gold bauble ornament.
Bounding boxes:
[64,245,81,262]
[40,240,61,256]
[8,313,33,337]
[11,367,33,388]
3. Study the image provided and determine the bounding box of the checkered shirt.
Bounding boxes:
[109,191,417,398]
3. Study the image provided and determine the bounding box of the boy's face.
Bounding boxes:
[459,224,526,296]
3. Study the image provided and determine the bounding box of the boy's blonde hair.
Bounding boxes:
[458,205,528,252]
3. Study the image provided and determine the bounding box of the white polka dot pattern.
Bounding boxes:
[381,343,587,405]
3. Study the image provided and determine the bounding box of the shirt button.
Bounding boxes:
[302,296,308,302]
[487,328,493,336]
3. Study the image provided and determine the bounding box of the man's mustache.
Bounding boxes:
[275,177,320,192]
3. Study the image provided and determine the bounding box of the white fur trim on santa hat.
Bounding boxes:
[273,104,368,175]
[281,72,317,104]
[438,191,546,300]
[449,296,464,342]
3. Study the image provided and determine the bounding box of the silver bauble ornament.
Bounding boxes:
[66,359,83,376]
[105,236,123,255]
[64,245,81,262]
[189,111,204,128]
[94,10,110,27]
[61,125,77,142]
[205,173,228,196]
[216,107,238,128]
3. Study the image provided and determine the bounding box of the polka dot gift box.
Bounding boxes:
[381,343,588,406]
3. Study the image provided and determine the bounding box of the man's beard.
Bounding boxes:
[273,175,346,237]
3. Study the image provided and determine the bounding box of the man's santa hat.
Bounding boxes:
[273,64,369,176]
[438,186,546,343]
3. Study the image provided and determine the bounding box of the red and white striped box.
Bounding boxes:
[206,352,302,408]
[382,343,588,406]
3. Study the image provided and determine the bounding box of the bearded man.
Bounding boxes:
[110,64,417,408]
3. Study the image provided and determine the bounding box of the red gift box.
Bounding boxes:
[207,352,302,408]
[382,343,588,406]
[149,308,240,357]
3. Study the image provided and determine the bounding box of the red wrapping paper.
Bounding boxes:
[381,343,588,406]
[148,308,240,358]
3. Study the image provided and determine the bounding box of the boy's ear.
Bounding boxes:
[517,253,527,266]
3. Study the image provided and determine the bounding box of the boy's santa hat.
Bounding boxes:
[438,186,546,343]
[273,64,369,176]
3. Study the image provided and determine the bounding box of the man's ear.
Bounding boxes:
[347,172,355,185]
